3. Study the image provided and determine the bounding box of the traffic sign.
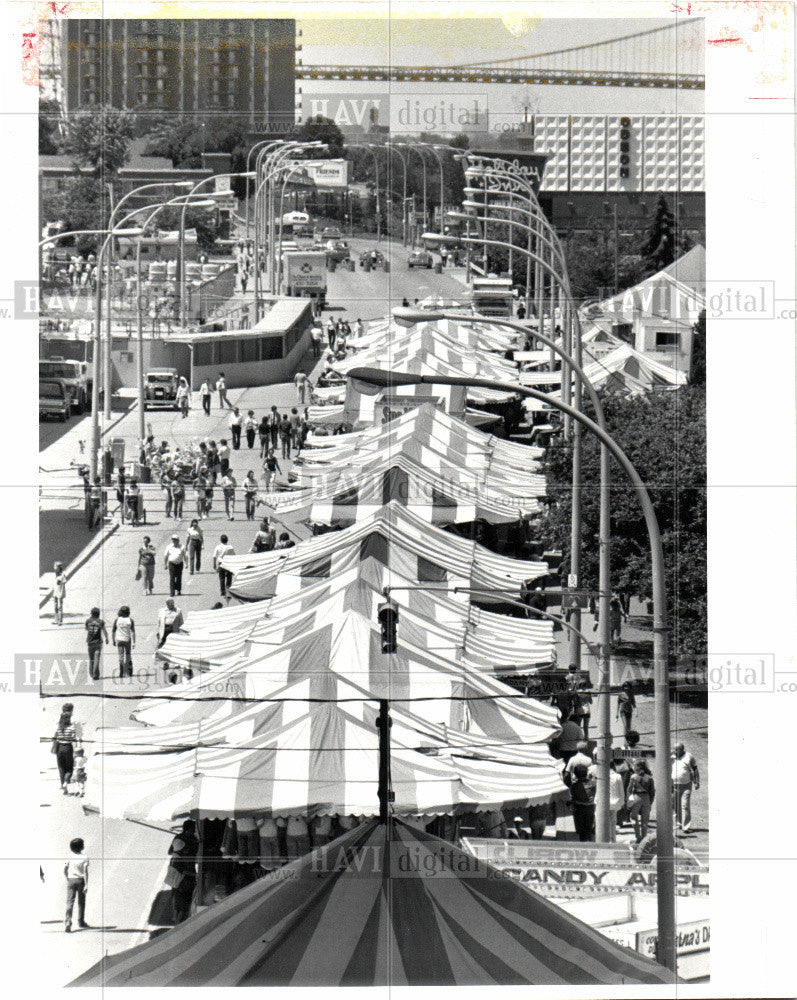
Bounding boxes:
[562,588,591,610]
[567,573,578,588]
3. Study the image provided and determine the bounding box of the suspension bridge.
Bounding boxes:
[297,21,704,90]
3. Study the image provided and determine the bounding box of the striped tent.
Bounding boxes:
[222,501,548,602]
[156,567,554,678]
[85,675,564,824]
[132,607,560,737]
[344,316,521,356]
[71,819,676,987]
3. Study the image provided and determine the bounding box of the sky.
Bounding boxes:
[297,16,705,116]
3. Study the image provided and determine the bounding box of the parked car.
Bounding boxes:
[321,227,343,241]
[39,378,71,422]
[39,358,89,413]
[408,251,433,269]
[144,368,180,410]
[326,240,351,262]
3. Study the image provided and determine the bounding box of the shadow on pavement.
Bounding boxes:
[40,508,94,576]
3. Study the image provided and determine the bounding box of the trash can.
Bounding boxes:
[347,259,355,272]
[434,262,442,274]
[329,260,337,273]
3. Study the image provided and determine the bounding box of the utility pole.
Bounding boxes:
[376,700,392,824]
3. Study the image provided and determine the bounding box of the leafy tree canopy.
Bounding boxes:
[62,105,137,175]
[292,116,345,156]
[536,386,706,657]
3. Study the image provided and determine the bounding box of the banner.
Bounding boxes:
[287,159,349,189]
[460,839,709,897]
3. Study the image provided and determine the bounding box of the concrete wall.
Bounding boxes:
[109,339,192,391]
[190,324,312,390]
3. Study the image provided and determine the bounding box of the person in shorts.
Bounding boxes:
[84,608,108,681]
[112,605,135,678]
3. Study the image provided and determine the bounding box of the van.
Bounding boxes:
[39,358,89,412]
[39,378,71,422]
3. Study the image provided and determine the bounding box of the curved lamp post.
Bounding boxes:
[347,363,676,975]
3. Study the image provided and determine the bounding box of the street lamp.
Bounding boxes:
[346,363,676,974]
[385,143,408,246]
[396,143,427,246]
[350,143,382,242]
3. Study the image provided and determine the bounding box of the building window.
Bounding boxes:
[240,338,259,363]
[218,339,240,365]
[260,337,282,361]
[654,331,681,349]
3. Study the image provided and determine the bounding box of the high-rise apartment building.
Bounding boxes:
[61,18,296,127]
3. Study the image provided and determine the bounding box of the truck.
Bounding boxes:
[39,378,71,422]
[144,368,180,410]
[39,358,90,413]
[282,251,327,309]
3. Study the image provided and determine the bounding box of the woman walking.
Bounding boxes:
[243,470,259,521]
[126,478,141,526]
[112,605,135,678]
[617,681,636,735]
[53,562,66,625]
[626,758,655,843]
[185,519,204,574]
[137,536,156,595]
[222,470,237,520]
[51,704,80,794]
[258,415,270,458]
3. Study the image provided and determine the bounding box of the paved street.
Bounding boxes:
[38,238,473,983]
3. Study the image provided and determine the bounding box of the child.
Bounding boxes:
[64,837,89,932]
[53,562,66,626]
[72,747,87,797]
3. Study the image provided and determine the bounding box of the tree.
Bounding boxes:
[564,231,647,301]
[641,193,676,271]
[39,97,62,155]
[62,105,137,176]
[292,116,344,157]
[689,309,706,386]
[537,386,707,657]
[40,173,105,254]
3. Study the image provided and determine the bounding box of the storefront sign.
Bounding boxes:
[376,392,444,423]
[460,839,709,896]
[467,149,548,194]
[636,919,710,958]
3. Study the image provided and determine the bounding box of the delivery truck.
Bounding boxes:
[282,250,327,309]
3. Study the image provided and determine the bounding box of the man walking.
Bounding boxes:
[157,598,184,649]
[164,534,186,597]
[199,379,211,415]
[216,372,230,410]
[268,405,280,451]
[294,370,309,404]
[228,408,242,449]
[672,742,700,833]
[213,534,235,598]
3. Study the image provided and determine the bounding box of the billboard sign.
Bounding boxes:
[467,148,549,194]
[287,158,349,189]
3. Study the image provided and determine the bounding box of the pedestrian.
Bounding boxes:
[203,478,214,519]
[311,322,322,358]
[573,677,592,739]
[199,379,211,415]
[89,476,105,529]
[627,758,655,843]
[294,370,309,403]
[126,478,141,526]
[115,467,126,523]
[610,593,627,645]
[164,534,185,596]
[218,439,231,476]
[72,746,87,798]
[206,441,219,484]
[192,474,207,520]
[327,319,336,352]
[228,407,242,449]
[176,377,189,418]
[111,605,135,678]
[213,534,235,597]
[263,449,281,490]
[289,407,302,449]
[592,757,625,842]
[63,837,89,933]
[268,405,280,450]
[251,518,275,554]
[243,471,258,521]
[570,764,596,842]
[617,681,636,735]
[167,819,198,924]
[222,470,237,520]
[84,608,108,681]
[216,372,230,409]
[157,597,184,652]
[137,536,156,595]
[672,742,700,833]
[53,562,66,626]
[51,704,80,793]
[516,302,526,320]
[161,470,174,519]
[170,478,185,521]
[276,531,295,549]
[553,713,583,765]
[244,410,257,449]
[564,740,593,786]
[279,414,292,459]
[258,415,270,457]
[285,815,311,859]
[354,317,364,338]
[185,518,204,573]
